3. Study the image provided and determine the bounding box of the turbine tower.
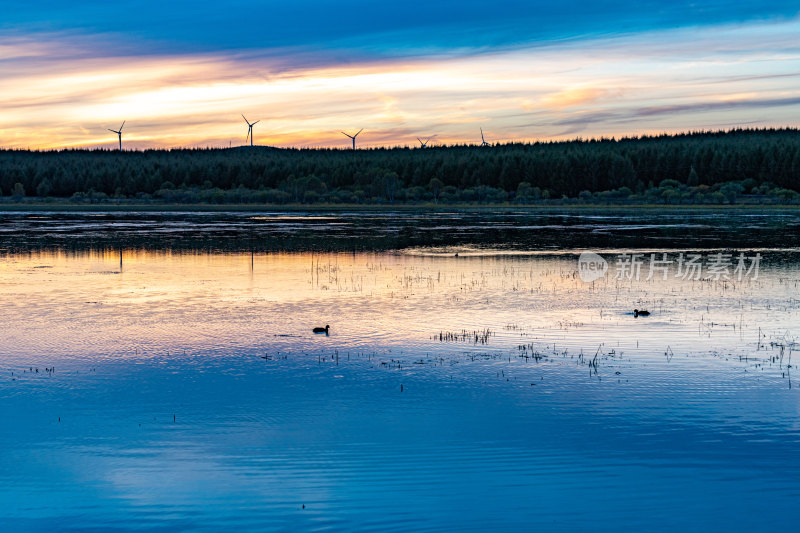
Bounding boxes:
[480,128,490,147]
[242,114,260,146]
[108,121,125,150]
[341,129,363,150]
[417,137,432,148]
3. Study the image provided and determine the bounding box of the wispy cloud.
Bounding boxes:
[1,17,799,149]
[541,88,620,110]
[552,97,800,127]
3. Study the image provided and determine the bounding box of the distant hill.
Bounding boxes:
[1,128,799,205]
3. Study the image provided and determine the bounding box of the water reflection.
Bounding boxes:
[3,209,800,252]
[2,249,798,359]
[1,248,800,530]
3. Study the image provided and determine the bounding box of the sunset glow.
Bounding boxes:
[2,3,799,149]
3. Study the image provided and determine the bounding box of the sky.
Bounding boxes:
[1,1,799,149]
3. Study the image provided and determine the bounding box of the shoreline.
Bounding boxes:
[1,202,799,213]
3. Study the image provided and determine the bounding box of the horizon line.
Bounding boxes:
[2,126,798,153]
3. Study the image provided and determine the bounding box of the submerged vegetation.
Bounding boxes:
[1,128,799,205]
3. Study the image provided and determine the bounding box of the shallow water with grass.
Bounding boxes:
[1,210,800,531]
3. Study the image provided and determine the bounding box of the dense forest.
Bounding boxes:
[1,128,799,205]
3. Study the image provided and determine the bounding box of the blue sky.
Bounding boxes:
[5,1,799,54]
[1,1,799,148]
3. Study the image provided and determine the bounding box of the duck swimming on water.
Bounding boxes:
[633,309,650,317]
[313,325,330,335]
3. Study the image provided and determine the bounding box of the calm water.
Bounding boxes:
[1,210,800,531]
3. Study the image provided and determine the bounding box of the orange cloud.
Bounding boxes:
[541,87,617,109]
[1,18,799,150]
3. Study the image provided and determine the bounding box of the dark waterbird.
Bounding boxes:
[633,309,650,317]
[313,325,330,335]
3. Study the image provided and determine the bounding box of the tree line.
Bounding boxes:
[1,128,799,204]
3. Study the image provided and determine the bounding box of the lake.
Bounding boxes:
[1,209,799,531]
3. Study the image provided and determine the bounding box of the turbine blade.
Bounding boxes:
[252,120,260,125]
[355,128,363,136]
[242,114,250,124]
[119,121,125,131]
[108,129,116,133]
[342,132,352,139]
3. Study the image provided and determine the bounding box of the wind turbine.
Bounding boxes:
[242,114,260,146]
[108,121,125,150]
[417,137,432,148]
[341,129,363,150]
[480,128,490,147]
